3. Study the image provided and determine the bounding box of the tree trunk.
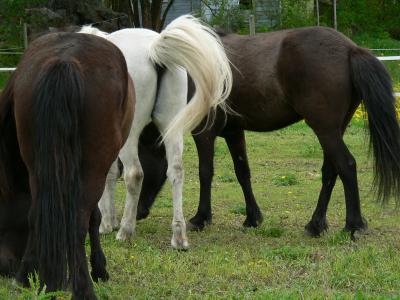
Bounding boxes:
[131,0,175,32]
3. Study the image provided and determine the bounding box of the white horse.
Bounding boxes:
[80,15,232,249]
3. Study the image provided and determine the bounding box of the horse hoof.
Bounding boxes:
[15,271,29,287]
[344,217,368,233]
[136,208,150,220]
[171,238,189,251]
[304,219,328,237]
[188,215,211,231]
[116,228,134,241]
[91,269,110,283]
[243,211,263,228]
[99,223,113,234]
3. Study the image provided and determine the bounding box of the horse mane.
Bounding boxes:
[79,25,109,38]
[0,74,29,199]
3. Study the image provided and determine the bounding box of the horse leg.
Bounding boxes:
[116,135,143,241]
[316,132,367,236]
[72,210,97,300]
[189,132,217,231]
[89,207,109,282]
[305,153,336,236]
[15,202,38,287]
[162,135,189,250]
[224,130,263,227]
[98,159,119,234]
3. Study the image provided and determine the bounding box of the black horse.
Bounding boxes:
[0,32,134,298]
[136,27,400,238]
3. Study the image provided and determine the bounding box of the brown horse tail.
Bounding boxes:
[350,47,400,205]
[0,72,16,198]
[32,58,84,291]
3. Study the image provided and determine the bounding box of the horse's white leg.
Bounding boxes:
[116,138,143,241]
[98,159,119,234]
[164,135,188,249]
[153,68,188,249]
[114,75,154,240]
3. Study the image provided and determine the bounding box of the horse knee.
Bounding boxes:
[124,167,144,192]
[167,163,183,185]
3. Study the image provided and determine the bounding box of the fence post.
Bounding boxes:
[316,0,320,26]
[249,14,255,35]
[333,0,337,30]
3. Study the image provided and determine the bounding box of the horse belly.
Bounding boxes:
[229,92,301,132]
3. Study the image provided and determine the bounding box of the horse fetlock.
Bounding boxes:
[91,267,109,283]
[243,208,263,227]
[305,218,328,237]
[99,221,114,234]
[188,214,212,231]
[171,221,189,250]
[171,234,189,250]
[344,216,368,233]
[116,225,135,241]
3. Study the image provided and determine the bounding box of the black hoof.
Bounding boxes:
[15,270,29,287]
[305,218,328,237]
[344,217,368,241]
[188,215,212,231]
[243,209,263,227]
[344,216,368,233]
[136,207,150,220]
[91,269,109,282]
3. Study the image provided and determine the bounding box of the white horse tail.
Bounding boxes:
[148,15,233,140]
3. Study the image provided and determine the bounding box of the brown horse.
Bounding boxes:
[136,27,400,238]
[0,32,134,298]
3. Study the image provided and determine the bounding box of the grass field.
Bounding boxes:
[1,119,400,299]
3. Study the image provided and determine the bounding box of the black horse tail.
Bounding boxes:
[350,47,400,204]
[32,58,84,291]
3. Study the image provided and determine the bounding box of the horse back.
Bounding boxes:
[220,27,357,132]
[12,32,134,175]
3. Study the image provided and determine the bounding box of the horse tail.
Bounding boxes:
[148,15,232,140]
[32,58,84,290]
[350,47,400,204]
[0,73,16,198]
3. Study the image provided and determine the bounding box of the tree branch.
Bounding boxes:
[160,0,175,30]
[200,0,218,17]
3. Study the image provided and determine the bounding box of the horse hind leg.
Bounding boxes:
[89,207,109,282]
[305,152,336,236]
[163,135,189,250]
[188,132,217,231]
[314,131,367,236]
[224,130,263,228]
[98,159,119,234]
[116,140,143,241]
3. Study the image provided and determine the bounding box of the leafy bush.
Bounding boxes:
[278,0,315,29]
[201,0,247,32]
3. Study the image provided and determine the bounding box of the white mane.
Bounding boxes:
[79,25,109,39]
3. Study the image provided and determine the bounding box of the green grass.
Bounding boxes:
[1,120,400,299]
